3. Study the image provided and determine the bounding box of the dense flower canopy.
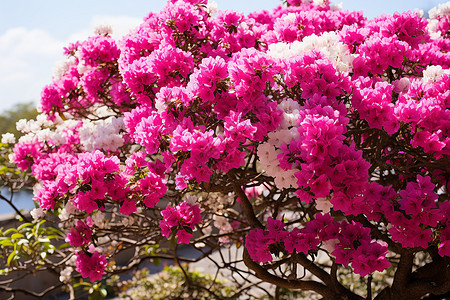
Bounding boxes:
[6,0,450,299]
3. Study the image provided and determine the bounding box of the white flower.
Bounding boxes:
[76,61,90,75]
[91,211,105,228]
[122,216,135,226]
[330,2,343,11]
[67,255,77,266]
[427,19,440,38]
[30,208,45,221]
[429,2,450,19]
[18,133,34,144]
[213,215,230,230]
[53,56,77,80]
[79,116,125,152]
[316,197,333,213]
[1,133,15,144]
[184,195,198,206]
[283,13,297,23]
[414,9,424,18]
[36,114,52,127]
[94,24,113,36]
[59,266,73,283]
[33,182,43,197]
[16,119,29,133]
[268,32,354,72]
[313,0,326,6]
[206,1,218,14]
[321,238,339,253]
[60,200,78,221]
[422,65,450,83]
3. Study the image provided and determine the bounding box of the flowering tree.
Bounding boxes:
[1,0,450,299]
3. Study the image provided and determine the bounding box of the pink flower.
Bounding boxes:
[176,230,193,244]
[160,202,202,244]
[75,250,107,282]
[65,220,92,247]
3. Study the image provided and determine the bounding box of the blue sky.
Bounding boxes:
[0,0,446,113]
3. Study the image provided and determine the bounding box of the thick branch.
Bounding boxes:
[230,174,263,229]
[243,249,336,299]
[391,250,414,294]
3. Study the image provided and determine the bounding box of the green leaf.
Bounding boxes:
[11,233,24,240]
[45,234,60,240]
[0,239,13,247]
[17,222,33,231]
[58,242,70,250]
[7,251,17,266]
[73,282,91,288]
[45,227,63,235]
[34,220,46,236]
[40,252,47,260]
[3,228,17,236]
[100,288,107,297]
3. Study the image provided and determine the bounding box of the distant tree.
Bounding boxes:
[0,102,38,137]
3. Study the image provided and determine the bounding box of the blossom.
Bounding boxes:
[75,250,107,282]
[1,133,15,144]
[65,220,92,247]
[160,201,202,244]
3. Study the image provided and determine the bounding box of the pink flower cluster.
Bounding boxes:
[246,215,391,277]
[13,0,449,284]
[160,201,202,244]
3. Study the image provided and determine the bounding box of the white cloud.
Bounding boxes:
[0,57,30,83]
[0,15,142,113]
[0,28,64,112]
[0,28,63,57]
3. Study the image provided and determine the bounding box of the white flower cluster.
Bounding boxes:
[96,236,111,254]
[94,24,113,36]
[17,115,78,146]
[268,31,354,72]
[313,0,327,7]
[428,2,450,39]
[53,56,77,81]
[16,114,52,134]
[422,65,450,83]
[257,99,300,189]
[1,133,15,144]
[79,116,124,152]
[59,266,73,283]
[428,2,450,19]
[206,0,218,15]
[59,200,79,221]
[30,207,45,221]
[91,211,106,228]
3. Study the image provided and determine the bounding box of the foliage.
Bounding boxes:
[110,265,236,300]
[0,102,38,137]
